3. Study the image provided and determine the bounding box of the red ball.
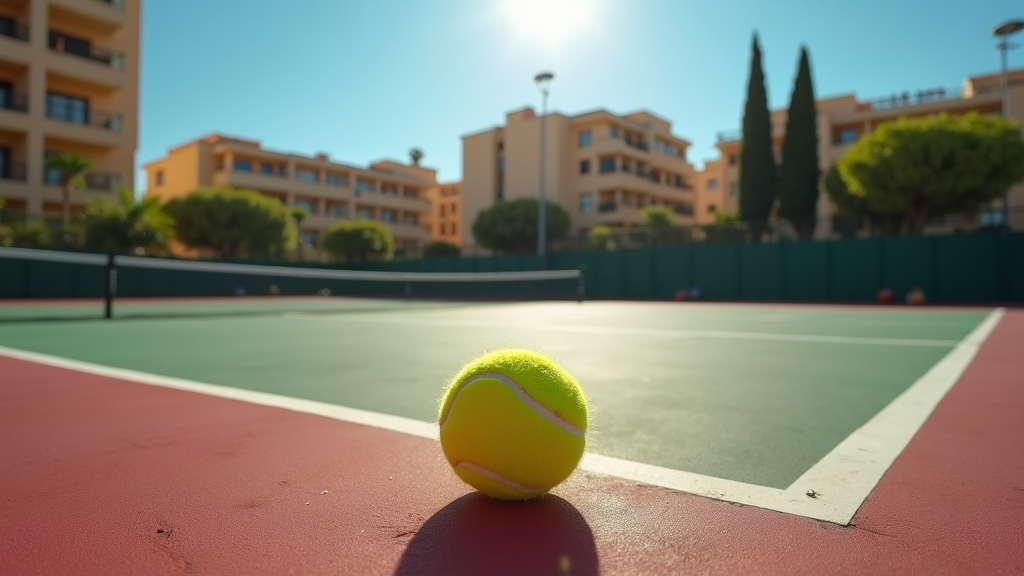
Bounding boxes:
[877,288,894,305]
[674,289,689,302]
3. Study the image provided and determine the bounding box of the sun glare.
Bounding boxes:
[501,0,598,49]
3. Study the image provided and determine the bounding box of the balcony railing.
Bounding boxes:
[83,171,121,191]
[0,18,28,42]
[1,160,27,182]
[46,105,123,133]
[716,129,742,143]
[0,92,28,112]
[598,201,618,213]
[48,31,125,71]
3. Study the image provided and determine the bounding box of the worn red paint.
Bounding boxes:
[1,311,1022,575]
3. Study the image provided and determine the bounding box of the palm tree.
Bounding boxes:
[81,188,174,254]
[409,147,424,166]
[291,206,308,261]
[45,153,95,225]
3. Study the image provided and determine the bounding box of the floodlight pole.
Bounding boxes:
[535,72,554,270]
[994,21,1024,231]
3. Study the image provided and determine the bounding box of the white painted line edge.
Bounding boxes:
[0,307,1002,525]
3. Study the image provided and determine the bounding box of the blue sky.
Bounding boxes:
[140,0,1024,188]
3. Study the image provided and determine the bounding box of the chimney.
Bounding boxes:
[314,152,329,161]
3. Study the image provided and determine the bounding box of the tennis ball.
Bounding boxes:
[438,349,588,500]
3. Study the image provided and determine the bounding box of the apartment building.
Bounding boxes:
[697,68,1024,233]
[143,134,434,252]
[461,107,697,252]
[0,0,138,216]
[424,182,462,246]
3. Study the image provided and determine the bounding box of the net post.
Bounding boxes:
[577,264,586,303]
[104,252,116,319]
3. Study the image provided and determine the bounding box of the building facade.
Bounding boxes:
[460,107,697,252]
[424,182,461,246]
[697,68,1024,233]
[143,134,434,253]
[0,0,138,217]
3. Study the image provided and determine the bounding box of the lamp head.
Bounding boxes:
[993,20,1024,37]
[534,71,555,92]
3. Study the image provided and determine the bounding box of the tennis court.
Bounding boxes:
[1,249,1022,574]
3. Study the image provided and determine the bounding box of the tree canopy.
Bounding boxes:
[81,188,174,255]
[837,113,1024,234]
[587,225,616,251]
[739,34,776,235]
[165,187,295,259]
[640,205,675,227]
[45,152,94,226]
[423,240,460,259]
[471,198,570,254]
[322,220,395,262]
[778,47,820,238]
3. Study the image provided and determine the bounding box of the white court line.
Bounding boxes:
[282,313,961,348]
[0,308,1002,525]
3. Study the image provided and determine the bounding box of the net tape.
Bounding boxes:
[0,247,582,283]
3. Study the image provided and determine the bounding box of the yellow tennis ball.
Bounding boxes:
[438,349,588,500]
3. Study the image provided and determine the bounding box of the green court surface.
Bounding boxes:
[0,302,990,489]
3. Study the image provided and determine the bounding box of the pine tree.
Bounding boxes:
[739,33,776,241]
[778,47,820,239]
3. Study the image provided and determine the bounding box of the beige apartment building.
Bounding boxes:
[0,0,138,216]
[460,107,697,252]
[698,68,1024,233]
[143,134,435,253]
[424,181,462,246]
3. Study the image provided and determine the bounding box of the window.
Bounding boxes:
[980,208,1004,226]
[579,192,593,214]
[46,92,88,124]
[330,203,348,217]
[381,183,397,196]
[579,159,591,175]
[497,156,505,171]
[599,158,616,174]
[450,203,457,215]
[707,178,718,190]
[728,155,737,166]
[233,159,253,172]
[451,223,457,235]
[610,126,620,138]
[403,213,418,225]
[578,129,592,148]
[294,199,316,214]
[440,223,447,235]
[299,231,318,247]
[296,168,318,183]
[356,180,374,194]
[837,129,859,145]
[381,209,396,222]
[707,203,717,214]
[326,173,347,187]
[403,187,419,198]
[729,183,738,197]
[356,208,373,220]
[260,163,275,175]
[440,205,446,217]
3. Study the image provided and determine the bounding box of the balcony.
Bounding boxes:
[49,31,124,71]
[0,18,29,42]
[1,160,27,182]
[1,91,27,113]
[44,168,120,191]
[46,104,122,133]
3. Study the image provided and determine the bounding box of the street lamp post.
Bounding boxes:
[535,71,554,270]
[993,20,1024,230]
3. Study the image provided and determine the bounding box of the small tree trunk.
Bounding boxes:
[62,185,71,226]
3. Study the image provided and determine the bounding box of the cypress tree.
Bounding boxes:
[778,47,820,239]
[739,34,776,240]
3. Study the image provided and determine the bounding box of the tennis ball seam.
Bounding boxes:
[455,461,546,497]
[439,371,585,437]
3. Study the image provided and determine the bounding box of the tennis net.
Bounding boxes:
[0,247,585,321]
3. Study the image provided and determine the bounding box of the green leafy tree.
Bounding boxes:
[778,47,820,239]
[165,187,296,259]
[423,240,460,259]
[81,188,173,254]
[587,225,616,251]
[44,153,95,226]
[838,113,1024,234]
[409,147,424,166]
[1,221,51,247]
[640,205,675,227]
[322,220,395,262]
[472,198,570,254]
[739,33,777,240]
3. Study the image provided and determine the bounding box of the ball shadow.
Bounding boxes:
[394,493,599,576]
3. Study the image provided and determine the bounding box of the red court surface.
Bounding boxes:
[2,310,1023,575]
